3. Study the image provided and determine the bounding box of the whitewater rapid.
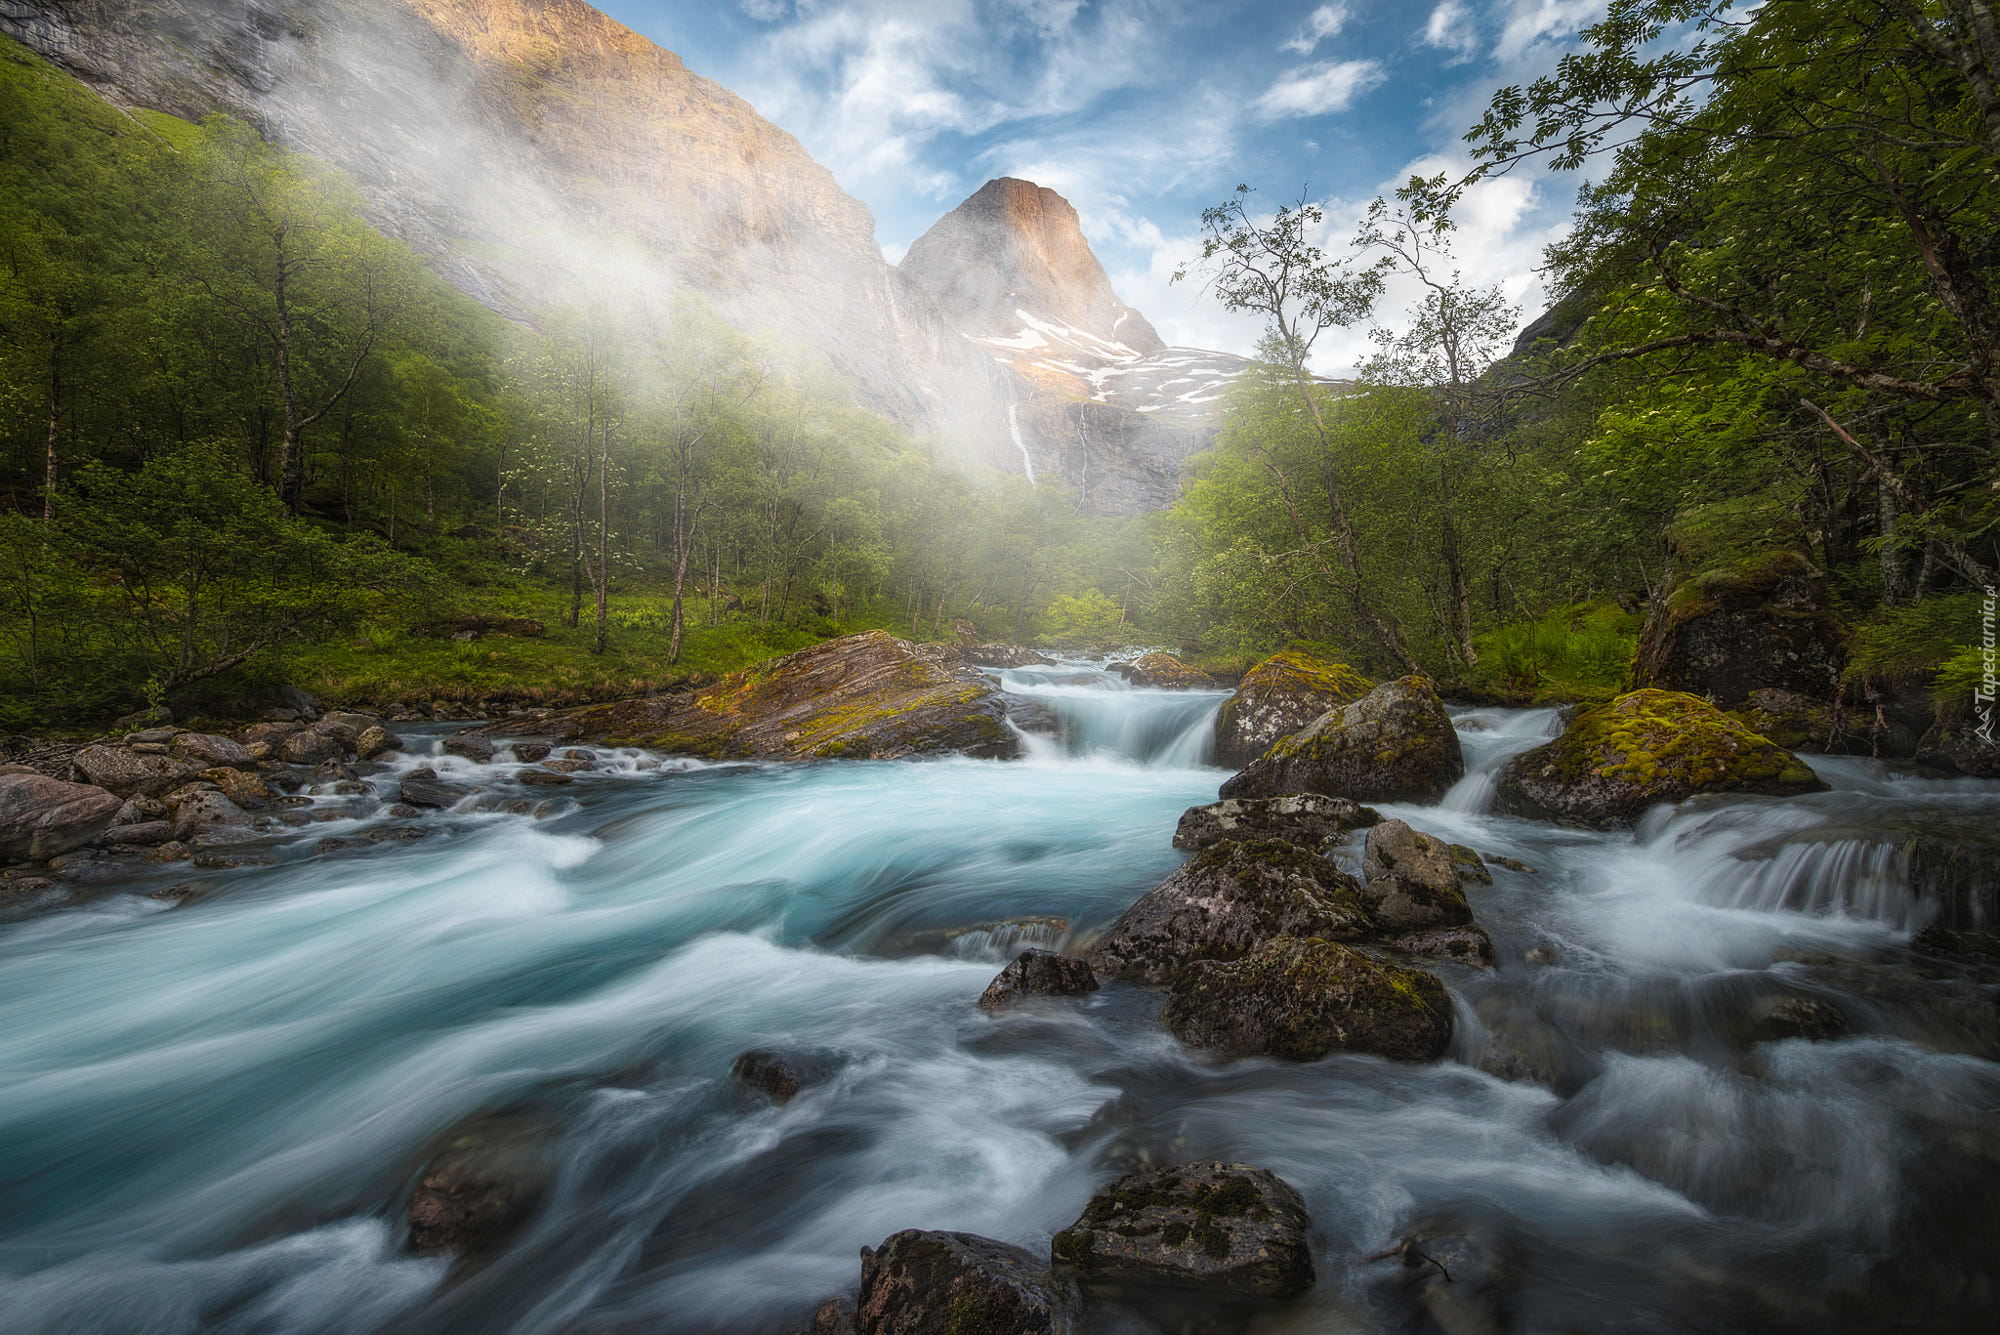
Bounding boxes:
[1,663,1995,1334]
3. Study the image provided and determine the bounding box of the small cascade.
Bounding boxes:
[993,660,1224,767]
[1441,706,1563,813]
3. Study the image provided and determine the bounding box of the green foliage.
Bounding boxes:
[1470,603,1642,699]
[1844,589,1991,692]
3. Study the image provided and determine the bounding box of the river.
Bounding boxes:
[2,661,1996,1333]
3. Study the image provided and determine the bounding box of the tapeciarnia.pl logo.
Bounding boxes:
[1978,585,1997,747]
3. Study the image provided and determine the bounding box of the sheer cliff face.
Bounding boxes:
[0,0,1016,468]
[902,178,1246,514]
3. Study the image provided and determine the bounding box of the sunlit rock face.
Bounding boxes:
[902,177,1251,513]
[0,0,1020,471]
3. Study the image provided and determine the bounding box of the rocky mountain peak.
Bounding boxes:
[900,177,1164,357]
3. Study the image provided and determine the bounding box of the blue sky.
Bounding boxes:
[594,1,1614,373]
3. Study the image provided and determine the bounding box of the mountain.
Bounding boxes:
[1,2,1250,511]
[901,178,1249,513]
[0,0,1018,470]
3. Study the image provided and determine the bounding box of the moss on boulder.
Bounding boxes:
[856,1229,1080,1335]
[1218,676,1463,804]
[510,631,1017,761]
[1213,649,1373,767]
[1727,687,1846,754]
[1087,839,1374,984]
[1630,552,1844,707]
[1162,936,1454,1062]
[1119,652,1216,690]
[1050,1162,1314,1303]
[1360,820,1476,933]
[1171,793,1381,852]
[1493,688,1826,829]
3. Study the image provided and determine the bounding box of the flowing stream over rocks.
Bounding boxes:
[2,662,1997,1333]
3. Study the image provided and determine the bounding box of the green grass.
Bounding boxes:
[1464,602,1642,702]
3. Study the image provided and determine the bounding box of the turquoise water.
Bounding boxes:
[1,667,1996,1333]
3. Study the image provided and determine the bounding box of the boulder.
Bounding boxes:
[962,644,1057,668]
[399,769,477,810]
[1172,793,1380,852]
[1162,937,1454,1062]
[169,733,259,770]
[856,1229,1079,1335]
[977,950,1099,1011]
[1392,926,1495,968]
[510,742,553,763]
[1050,1162,1314,1302]
[1728,687,1847,754]
[1218,677,1464,805]
[730,1048,838,1105]
[172,791,253,841]
[1492,689,1827,829]
[517,768,573,787]
[1360,821,1476,934]
[195,767,273,809]
[0,774,122,861]
[406,1117,552,1260]
[442,735,496,764]
[1119,652,1215,690]
[1214,649,1372,768]
[1087,840,1374,984]
[69,744,194,798]
[105,820,174,847]
[278,729,348,766]
[276,685,318,718]
[1629,552,1843,707]
[1916,711,2000,779]
[235,721,303,747]
[538,631,1017,760]
[356,725,405,761]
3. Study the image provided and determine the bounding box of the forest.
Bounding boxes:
[2,0,1996,736]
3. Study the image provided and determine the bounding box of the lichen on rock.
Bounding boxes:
[1492,688,1827,828]
[1213,648,1372,767]
[1219,676,1463,804]
[1162,936,1455,1062]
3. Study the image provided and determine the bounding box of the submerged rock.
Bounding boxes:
[399,769,477,810]
[1214,649,1372,768]
[729,1048,839,1105]
[1162,937,1454,1062]
[1088,840,1373,984]
[977,949,1099,1011]
[1051,1162,1314,1303]
[1360,820,1476,934]
[1219,677,1464,804]
[540,631,1017,761]
[1172,793,1380,852]
[0,774,121,861]
[1493,689,1826,829]
[406,1116,553,1261]
[856,1229,1080,1335]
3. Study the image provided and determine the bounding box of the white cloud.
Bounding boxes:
[739,0,791,20]
[1421,1,1481,59]
[1252,59,1385,119]
[1281,3,1350,55]
[1492,0,1605,64]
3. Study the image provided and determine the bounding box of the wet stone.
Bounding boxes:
[399,770,477,810]
[855,1229,1080,1335]
[977,949,1099,1011]
[442,736,495,764]
[517,768,574,787]
[1172,793,1381,852]
[407,1117,553,1261]
[1051,1162,1314,1303]
[730,1048,838,1105]
[1393,925,1496,968]
[510,743,553,763]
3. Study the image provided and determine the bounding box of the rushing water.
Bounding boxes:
[2,665,1997,1334]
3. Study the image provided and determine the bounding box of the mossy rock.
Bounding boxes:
[1171,793,1381,851]
[1050,1162,1314,1303]
[1162,936,1454,1062]
[1214,649,1373,767]
[856,1229,1080,1335]
[513,631,1018,761]
[1726,687,1847,754]
[1493,689,1827,829]
[1360,820,1476,933]
[1087,839,1374,984]
[1630,552,1844,707]
[1219,676,1463,804]
[1118,652,1216,690]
